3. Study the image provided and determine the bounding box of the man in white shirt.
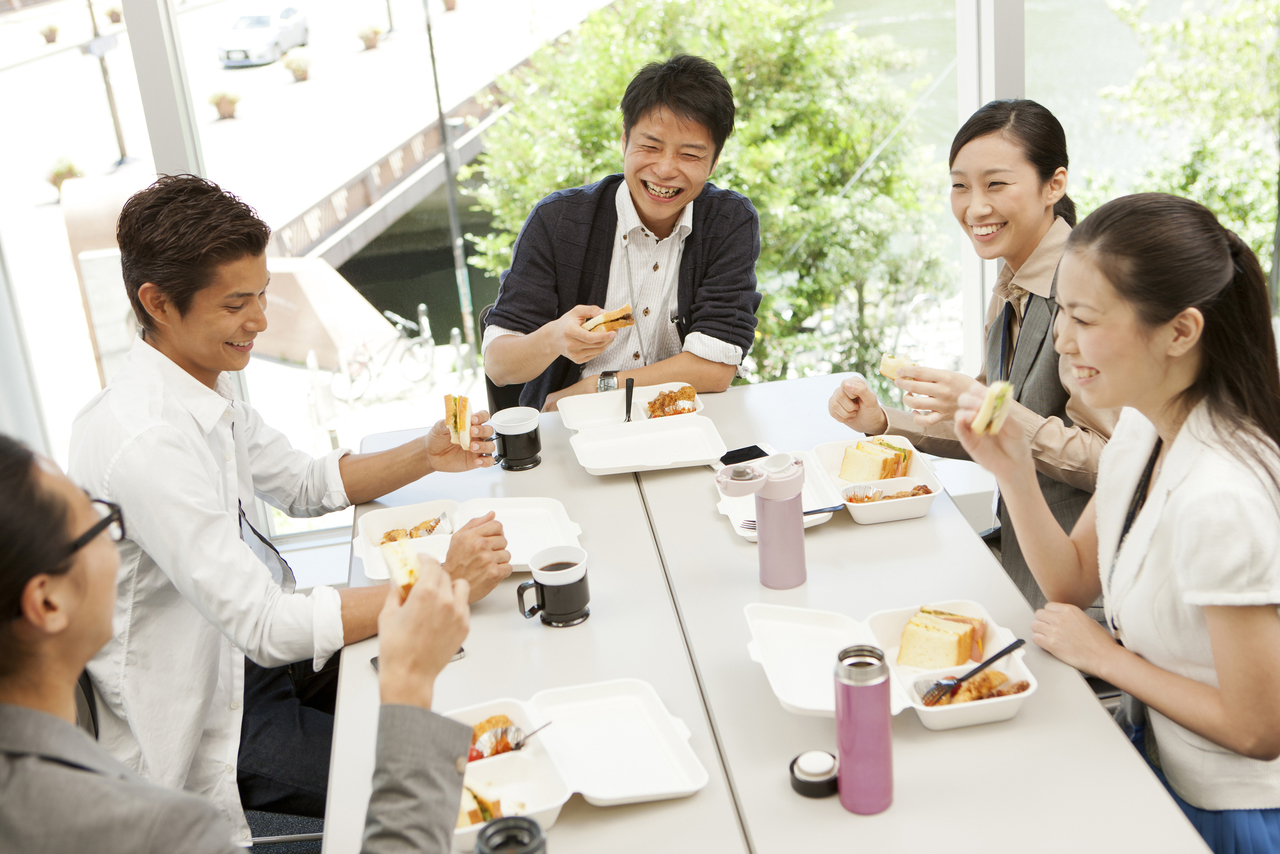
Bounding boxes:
[482,54,761,411]
[69,175,510,842]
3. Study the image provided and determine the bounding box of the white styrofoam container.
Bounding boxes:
[557,381,705,432]
[354,498,582,578]
[713,451,844,542]
[811,435,944,524]
[568,415,727,476]
[744,600,1036,730]
[447,678,709,851]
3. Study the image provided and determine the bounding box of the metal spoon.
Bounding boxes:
[624,377,634,422]
[915,638,1026,707]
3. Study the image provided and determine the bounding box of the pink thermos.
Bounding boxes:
[834,645,893,814]
[715,454,806,589]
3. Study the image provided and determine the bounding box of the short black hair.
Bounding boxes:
[117,174,271,334]
[621,55,735,161]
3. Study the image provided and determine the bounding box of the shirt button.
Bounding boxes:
[455,756,467,775]
[632,351,640,360]
[653,262,659,272]
[225,763,234,773]
[622,234,627,241]
[231,701,241,711]
[643,308,650,317]
[225,452,233,461]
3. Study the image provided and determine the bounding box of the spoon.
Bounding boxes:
[624,377,634,422]
[915,638,1026,707]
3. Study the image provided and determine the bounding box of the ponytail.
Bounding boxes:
[1068,194,1280,484]
[1054,194,1077,228]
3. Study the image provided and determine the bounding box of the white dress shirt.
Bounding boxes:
[69,337,350,843]
[481,187,743,371]
[1096,404,1280,810]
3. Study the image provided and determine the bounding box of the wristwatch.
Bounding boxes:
[598,371,619,393]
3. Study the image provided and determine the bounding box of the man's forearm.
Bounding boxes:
[339,438,433,506]
[340,586,385,644]
[619,351,737,392]
[485,328,560,386]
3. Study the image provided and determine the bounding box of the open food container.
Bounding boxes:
[354,498,581,578]
[558,382,727,476]
[447,678,709,851]
[810,435,945,524]
[558,381,706,431]
[744,600,1036,730]
[713,450,844,542]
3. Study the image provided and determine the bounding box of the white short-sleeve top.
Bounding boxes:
[1096,404,1280,810]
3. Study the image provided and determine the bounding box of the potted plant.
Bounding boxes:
[284,53,309,82]
[39,24,58,43]
[105,7,123,23]
[443,0,457,9]
[209,92,240,119]
[47,158,82,195]
[357,26,382,50]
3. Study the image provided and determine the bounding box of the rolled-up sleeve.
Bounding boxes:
[109,426,337,668]
[242,405,351,517]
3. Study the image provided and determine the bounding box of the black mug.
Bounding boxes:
[517,546,590,627]
[491,406,541,471]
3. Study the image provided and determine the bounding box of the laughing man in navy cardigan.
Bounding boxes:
[482,55,762,412]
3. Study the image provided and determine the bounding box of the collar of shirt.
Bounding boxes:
[616,182,694,246]
[130,335,236,431]
[993,215,1072,306]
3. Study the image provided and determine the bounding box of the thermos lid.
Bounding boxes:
[835,644,888,686]
[789,751,838,798]
[476,816,545,854]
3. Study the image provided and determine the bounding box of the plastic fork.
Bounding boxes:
[915,638,1026,706]
[739,505,844,530]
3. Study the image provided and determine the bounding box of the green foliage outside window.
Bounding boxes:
[462,0,951,394]
[1097,0,1279,306]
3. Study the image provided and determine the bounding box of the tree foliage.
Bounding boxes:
[1103,0,1279,296]
[463,0,950,391]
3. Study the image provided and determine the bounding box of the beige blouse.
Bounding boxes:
[883,217,1118,491]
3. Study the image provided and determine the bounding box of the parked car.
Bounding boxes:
[217,7,308,67]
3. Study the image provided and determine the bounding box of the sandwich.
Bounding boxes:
[837,439,912,483]
[582,304,636,333]
[920,607,986,661]
[897,611,975,669]
[444,394,470,446]
[380,540,419,601]
[457,785,503,828]
[879,354,918,380]
[970,381,1013,436]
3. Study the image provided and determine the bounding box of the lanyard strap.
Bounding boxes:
[1108,438,1163,632]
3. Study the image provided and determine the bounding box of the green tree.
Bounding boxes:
[1104,0,1279,305]
[464,0,950,393]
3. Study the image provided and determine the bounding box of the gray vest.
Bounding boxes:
[986,279,1093,609]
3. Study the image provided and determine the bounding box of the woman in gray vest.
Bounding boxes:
[828,100,1117,609]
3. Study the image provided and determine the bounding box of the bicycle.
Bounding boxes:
[331,304,436,402]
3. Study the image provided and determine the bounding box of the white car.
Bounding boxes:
[218,7,308,67]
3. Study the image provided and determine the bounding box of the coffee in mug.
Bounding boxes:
[517,546,589,627]
[491,406,541,471]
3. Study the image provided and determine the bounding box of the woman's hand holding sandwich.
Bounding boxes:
[954,381,1033,485]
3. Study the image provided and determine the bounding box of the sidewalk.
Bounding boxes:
[0,0,611,464]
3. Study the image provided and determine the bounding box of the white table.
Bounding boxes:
[635,374,1208,853]
[322,416,748,854]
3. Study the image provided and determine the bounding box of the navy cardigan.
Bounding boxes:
[483,173,762,410]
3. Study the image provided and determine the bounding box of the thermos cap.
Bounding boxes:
[835,644,888,686]
[790,751,839,798]
[476,816,545,854]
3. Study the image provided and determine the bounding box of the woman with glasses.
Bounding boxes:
[0,434,474,853]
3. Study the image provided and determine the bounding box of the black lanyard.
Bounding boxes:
[1109,438,1163,632]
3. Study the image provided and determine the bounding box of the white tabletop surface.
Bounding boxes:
[635,374,1208,853]
[322,415,748,854]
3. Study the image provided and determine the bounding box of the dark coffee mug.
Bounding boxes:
[491,406,541,471]
[517,546,589,627]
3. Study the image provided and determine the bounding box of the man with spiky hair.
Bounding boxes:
[483,54,762,411]
[69,175,511,841]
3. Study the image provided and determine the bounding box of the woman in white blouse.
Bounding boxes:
[955,193,1280,853]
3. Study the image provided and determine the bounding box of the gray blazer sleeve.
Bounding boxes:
[360,704,472,854]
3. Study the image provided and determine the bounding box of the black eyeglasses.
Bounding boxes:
[68,499,126,555]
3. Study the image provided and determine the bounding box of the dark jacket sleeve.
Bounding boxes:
[360,705,471,854]
[680,191,761,357]
[484,203,561,336]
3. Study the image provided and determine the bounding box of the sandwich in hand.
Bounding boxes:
[381,541,420,602]
[444,394,470,446]
[879,354,918,380]
[970,381,1013,436]
[582,303,635,333]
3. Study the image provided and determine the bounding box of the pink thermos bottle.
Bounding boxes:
[834,645,893,814]
[715,454,806,589]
